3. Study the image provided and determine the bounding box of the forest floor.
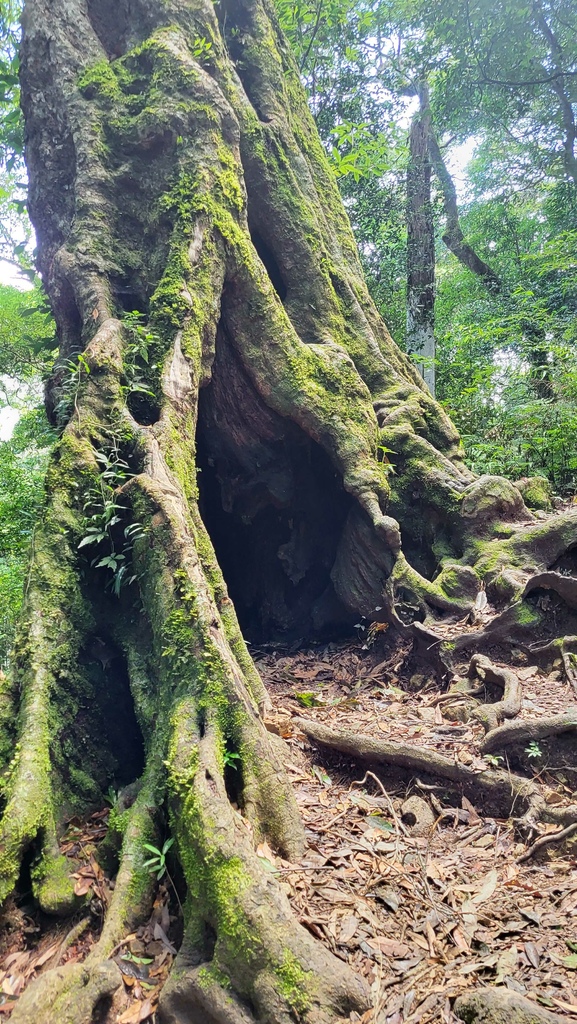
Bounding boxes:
[0,634,576,1023]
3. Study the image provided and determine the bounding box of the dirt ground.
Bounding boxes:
[256,633,577,1023]
[0,632,576,1023]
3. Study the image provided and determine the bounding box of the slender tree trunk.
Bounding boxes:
[428,132,554,398]
[533,0,577,186]
[406,82,436,394]
[428,131,503,294]
[4,1,577,1021]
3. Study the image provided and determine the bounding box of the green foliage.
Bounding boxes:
[436,192,577,492]
[191,35,213,62]
[143,836,183,914]
[120,310,160,418]
[78,440,147,596]
[0,284,56,388]
[53,353,91,427]
[525,741,542,760]
[143,837,174,880]
[222,749,241,770]
[0,407,55,666]
[0,0,22,172]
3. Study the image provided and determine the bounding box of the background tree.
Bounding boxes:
[406,82,435,391]
[279,0,577,491]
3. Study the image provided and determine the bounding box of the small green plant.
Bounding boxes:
[483,753,504,768]
[120,311,158,405]
[120,951,153,966]
[143,837,183,915]
[78,438,147,596]
[54,352,91,426]
[377,444,397,475]
[143,837,174,880]
[223,749,241,770]
[104,785,119,807]
[192,35,213,61]
[525,741,542,760]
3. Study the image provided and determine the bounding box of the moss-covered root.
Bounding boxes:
[91,770,159,956]
[128,470,305,861]
[162,704,370,1024]
[10,775,160,1024]
[0,600,61,905]
[10,961,122,1024]
[454,986,567,1024]
[31,830,81,917]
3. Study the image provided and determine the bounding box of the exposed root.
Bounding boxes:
[523,570,577,610]
[530,636,577,694]
[0,588,66,907]
[10,960,122,1024]
[454,986,568,1023]
[468,654,522,732]
[481,709,577,754]
[516,821,577,864]
[294,717,577,833]
[295,717,535,814]
[10,773,160,1024]
[160,968,258,1024]
[162,703,370,1023]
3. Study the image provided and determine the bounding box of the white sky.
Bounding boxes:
[0,258,33,291]
[0,405,19,440]
[445,138,477,203]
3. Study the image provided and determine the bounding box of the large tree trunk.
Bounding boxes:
[4,0,577,1021]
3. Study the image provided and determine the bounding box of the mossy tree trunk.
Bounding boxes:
[5,0,577,1021]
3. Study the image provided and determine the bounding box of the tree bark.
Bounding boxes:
[428,130,554,397]
[427,130,503,295]
[5,0,577,1020]
[406,82,436,394]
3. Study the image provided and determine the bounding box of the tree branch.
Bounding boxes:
[428,131,503,295]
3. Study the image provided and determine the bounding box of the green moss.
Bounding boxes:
[277,950,313,1015]
[162,417,199,504]
[514,475,552,511]
[78,60,121,103]
[512,600,542,628]
[108,806,130,835]
[32,850,80,917]
[197,963,231,991]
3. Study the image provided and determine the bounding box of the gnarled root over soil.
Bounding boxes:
[455,987,569,1024]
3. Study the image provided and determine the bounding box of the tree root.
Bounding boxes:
[469,654,522,732]
[294,718,577,832]
[160,967,258,1024]
[529,636,577,695]
[482,709,577,754]
[10,775,160,1024]
[523,571,577,611]
[516,821,577,863]
[160,703,370,1023]
[10,961,122,1024]
[454,986,568,1024]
